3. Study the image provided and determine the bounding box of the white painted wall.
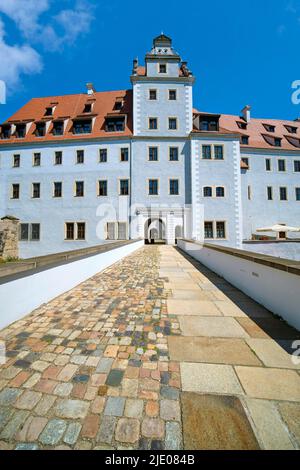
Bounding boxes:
[0,240,144,330]
[178,239,300,331]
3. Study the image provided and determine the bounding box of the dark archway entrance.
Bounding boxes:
[144,218,166,244]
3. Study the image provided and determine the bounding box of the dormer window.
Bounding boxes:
[52,121,64,136]
[35,122,46,137]
[263,124,276,133]
[45,107,53,116]
[73,119,92,134]
[262,134,282,147]
[199,116,219,131]
[105,116,125,132]
[1,124,11,139]
[15,123,26,138]
[159,63,167,73]
[241,135,249,145]
[274,137,282,147]
[237,121,247,130]
[114,98,123,110]
[285,125,297,134]
[83,103,92,113]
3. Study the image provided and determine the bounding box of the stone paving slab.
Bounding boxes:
[246,339,300,369]
[181,393,260,450]
[180,363,243,395]
[235,366,300,401]
[167,299,222,316]
[168,336,261,366]
[179,316,250,338]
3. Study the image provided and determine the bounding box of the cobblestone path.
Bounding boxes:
[0,245,299,450]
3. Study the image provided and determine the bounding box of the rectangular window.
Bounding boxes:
[202,145,212,159]
[15,124,26,138]
[296,188,300,201]
[33,153,41,167]
[169,89,177,100]
[242,157,249,168]
[149,147,158,161]
[98,180,107,196]
[45,107,53,116]
[12,184,20,199]
[278,159,286,172]
[149,118,158,130]
[118,222,127,240]
[216,186,225,197]
[159,63,167,73]
[55,151,62,165]
[76,150,84,164]
[149,89,157,100]
[203,186,212,197]
[77,222,86,240]
[280,187,287,201]
[120,148,129,162]
[53,121,64,136]
[105,117,125,132]
[294,160,300,172]
[214,145,224,160]
[216,221,226,239]
[120,179,129,196]
[149,179,158,195]
[54,182,62,198]
[265,158,271,171]
[274,138,281,147]
[267,186,273,200]
[168,118,177,130]
[99,148,107,162]
[73,119,92,134]
[107,222,116,240]
[35,122,46,137]
[75,181,84,197]
[204,222,214,239]
[169,179,179,195]
[31,224,40,241]
[169,147,179,161]
[1,125,11,139]
[13,154,20,167]
[32,183,40,199]
[241,136,249,145]
[83,103,92,113]
[66,222,75,240]
[19,223,29,241]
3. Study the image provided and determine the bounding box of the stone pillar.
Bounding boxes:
[0,216,19,260]
[166,212,175,245]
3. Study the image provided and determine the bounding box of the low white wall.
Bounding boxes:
[0,240,144,330]
[178,240,300,331]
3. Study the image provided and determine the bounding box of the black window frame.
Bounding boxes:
[119,179,129,196]
[12,183,20,199]
[54,182,62,198]
[280,187,287,201]
[76,149,84,164]
[55,151,62,165]
[120,148,129,162]
[75,181,84,197]
[33,152,41,167]
[32,183,40,199]
[99,148,108,162]
[98,180,108,197]
[13,154,20,168]
[149,147,158,161]
[169,147,179,161]
[148,179,158,196]
[169,179,179,195]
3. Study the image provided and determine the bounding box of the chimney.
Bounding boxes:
[86,83,96,95]
[241,105,251,123]
[132,58,138,75]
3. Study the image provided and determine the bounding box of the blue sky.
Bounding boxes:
[0,0,299,122]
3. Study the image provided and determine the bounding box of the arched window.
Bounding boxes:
[216,186,225,197]
[203,186,212,197]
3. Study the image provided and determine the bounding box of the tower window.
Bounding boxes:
[149,147,158,161]
[169,90,177,100]
[149,179,158,195]
[149,90,157,100]
[120,179,129,196]
[214,146,224,160]
[241,157,249,168]
[149,118,158,130]
[202,145,212,159]
[169,179,179,195]
[168,118,177,130]
[216,187,225,197]
[203,187,212,197]
[159,63,167,73]
[120,148,129,162]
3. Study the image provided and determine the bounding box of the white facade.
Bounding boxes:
[0,34,299,258]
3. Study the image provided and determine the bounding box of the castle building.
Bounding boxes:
[0,34,299,258]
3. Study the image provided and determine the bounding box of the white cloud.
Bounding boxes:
[0,0,95,91]
[0,18,42,91]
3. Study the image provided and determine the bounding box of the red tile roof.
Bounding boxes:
[219,114,300,151]
[0,90,133,144]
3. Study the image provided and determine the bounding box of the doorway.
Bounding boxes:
[144,218,166,244]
